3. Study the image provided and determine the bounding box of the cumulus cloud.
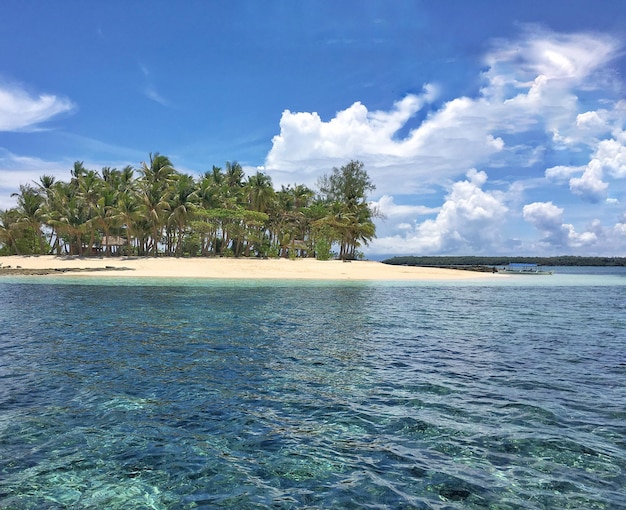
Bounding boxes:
[369,170,508,255]
[576,110,608,132]
[266,87,511,196]
[545,165,583,181]
[563,131,626,203]
[265,27,621,205]
[523,201,599,249]
[523,201,565,233]
[271,22,624,256]
[266,87,437,178]
[595,137,626,178]
[370,195,436,219]
[569,160,609,202]
[0,83,75,131]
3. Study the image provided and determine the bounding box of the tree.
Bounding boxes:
[246,171,275,213]
[168,173,197,256]
[139,153,175,256]
[141,153,174,186]
[115,191,141,255]
[47,182,90,255]
[91,184,119,256]
[140,180,171,256]
[317,160,376,259]
[11,184,46,254]
[76,169,102,253]
[225,161,244,191]
[0,209,22,254]
[318,160,375,206]
[1,155,378,260]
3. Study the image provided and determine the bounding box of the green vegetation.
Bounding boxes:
[383,256,626,267]
[0,155,377,260]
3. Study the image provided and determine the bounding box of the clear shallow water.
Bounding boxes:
[0,272,625,509]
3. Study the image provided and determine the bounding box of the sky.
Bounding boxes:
[2,0,626,258]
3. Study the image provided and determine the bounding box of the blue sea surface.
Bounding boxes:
[0,269,625,509]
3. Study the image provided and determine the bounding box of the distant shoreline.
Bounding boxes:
[382,256,626,267]
[0,255,492,281]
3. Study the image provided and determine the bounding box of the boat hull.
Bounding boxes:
[499,269,553,275]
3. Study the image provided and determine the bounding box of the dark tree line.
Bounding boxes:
[383,256,626,267]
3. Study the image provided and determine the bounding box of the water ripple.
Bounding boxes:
[0,282,624,509]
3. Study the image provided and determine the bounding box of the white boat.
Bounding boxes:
[499,263,553,275]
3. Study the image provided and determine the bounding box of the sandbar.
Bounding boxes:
[0,255,494,280]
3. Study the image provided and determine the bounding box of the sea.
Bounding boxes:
[0,267,625,509]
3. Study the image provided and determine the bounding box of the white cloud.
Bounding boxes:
[479,29,618,146]
[0,83,75,131]
[565,131,626,203]
[265,27,621,204]
[569,160,608,202]
[577,110,607,131]
[369,170,508,255]
[595,137,626,178]
[266,86,437,175]
[263,27,626,256]
[370,194,436,219]
[265,88,509,196]
[522,201,600,250]
[545,165,583,181]
[523,201,565,232]
[484,27,617,85]
[0,149,73,209]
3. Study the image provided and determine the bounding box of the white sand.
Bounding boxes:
[0,255,495,280]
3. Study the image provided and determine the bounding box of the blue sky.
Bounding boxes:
[2,0,626,257]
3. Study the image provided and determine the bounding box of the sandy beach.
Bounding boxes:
[0,255,494,280]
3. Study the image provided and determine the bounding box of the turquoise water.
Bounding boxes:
[1,269,625,509]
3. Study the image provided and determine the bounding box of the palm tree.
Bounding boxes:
[243,172,274,255]
[194,171,225,255]
[168,173,197,256]
[1,157,378,260]
[0,209,21,254]
[91,185,119,256]
[117,165,136,195]
[345,203,376,259]
[47,182,90,255]
[34,175,59,252]
[11,184,46,254]
[141,153,174,187]
[246,171,275,213]
[271,184,315,257]
[225,161,244,191]
[70,161,87,184]
[206,165,225,185]
[140,180,171,256]
[115,191,141,255]
[76,169,101,253]
[138,153,175,256]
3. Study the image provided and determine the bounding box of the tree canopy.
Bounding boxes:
[0,157,377,260]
